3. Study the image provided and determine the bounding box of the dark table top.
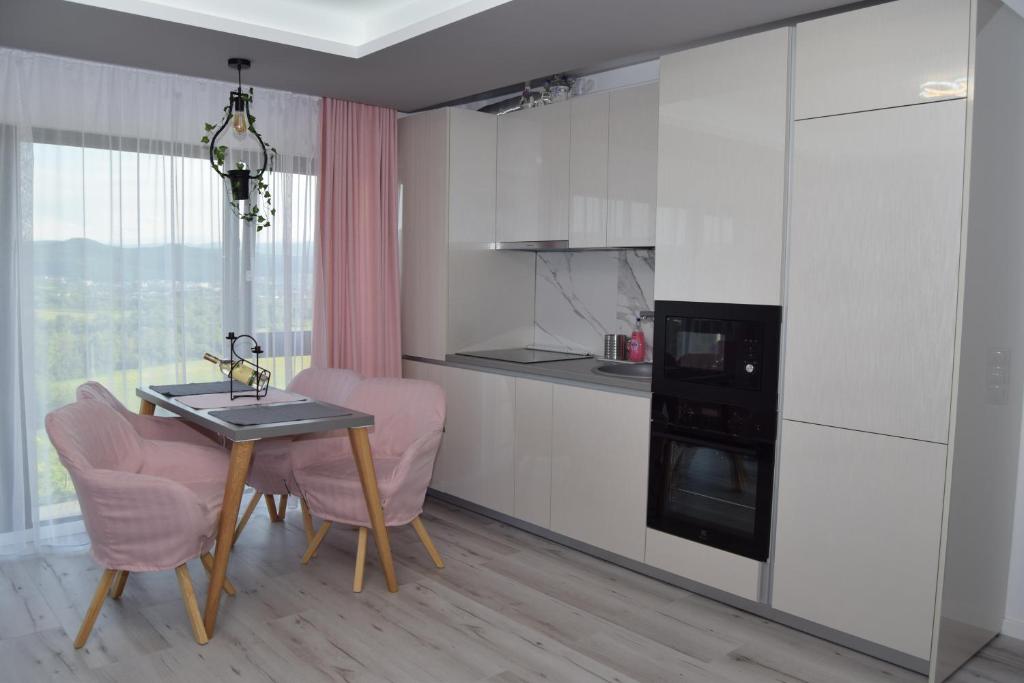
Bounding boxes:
[136,386,374,442]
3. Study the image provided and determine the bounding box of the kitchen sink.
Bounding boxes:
[593,362,653,379]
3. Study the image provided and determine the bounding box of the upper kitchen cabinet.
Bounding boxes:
[399,107,535,361]
[496,103,571,243]
[607,83,658,248]
[568,84,659,249]
[654,28,789,305]
[568,92,610,248]
[794,0,970,119]
[783,100,966,443]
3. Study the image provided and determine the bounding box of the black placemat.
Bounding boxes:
[150,381,251,397]
[209,401,352,426]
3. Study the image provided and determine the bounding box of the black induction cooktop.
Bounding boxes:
[456,348,592,364]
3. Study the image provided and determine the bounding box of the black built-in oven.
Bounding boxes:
[648,301,782,561]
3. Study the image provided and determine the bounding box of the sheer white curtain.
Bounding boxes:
[0,47,320,552]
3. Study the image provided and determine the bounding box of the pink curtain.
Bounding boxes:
[313,98,401,377]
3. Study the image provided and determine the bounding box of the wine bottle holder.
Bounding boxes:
[226,331,270,401]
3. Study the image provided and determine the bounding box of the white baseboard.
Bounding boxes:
[1002,616,1024,640]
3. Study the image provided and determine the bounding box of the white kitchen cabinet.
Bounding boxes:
[568,92,610,248]
[513,377,554,528]
[654,28,789,305]
[783,100,966,443]
[399,109,449,361]
[771,420,947,660]
[794,0,971,120]
[645,529,761,601]
[607,82,658,248]
[399,108,535,361]
[496,102,570,243]
[417,363,516,515]
[550,385,650,561]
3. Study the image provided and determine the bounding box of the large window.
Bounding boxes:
[0,47,322,548]
[30,136,316,525]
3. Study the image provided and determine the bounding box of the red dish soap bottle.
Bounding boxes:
[627,317,646,362]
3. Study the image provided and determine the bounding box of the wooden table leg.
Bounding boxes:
[347,427,398,593]
[203,439,254,636]
[139,399,156,416]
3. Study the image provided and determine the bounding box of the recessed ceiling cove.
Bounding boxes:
[63,0,514,57]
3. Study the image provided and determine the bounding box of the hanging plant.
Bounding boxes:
[202,59,279,232]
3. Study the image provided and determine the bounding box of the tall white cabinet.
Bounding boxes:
[773,421,948,659]
[781,100,966,444]
[771,1,1024,679]
[399,107,535,360]
[654,28,789,305]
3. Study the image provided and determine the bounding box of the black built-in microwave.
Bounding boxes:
[651,300,782,409]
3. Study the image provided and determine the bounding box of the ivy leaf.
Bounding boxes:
[200,135,209,144]
[204,123,215,131]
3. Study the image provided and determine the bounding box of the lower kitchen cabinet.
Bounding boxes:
[406,360,651,567]
[645,529,761,601]
[550,384,650,561]
[404,360,516,514]
[771,420,947,659]
[513,378,554,528]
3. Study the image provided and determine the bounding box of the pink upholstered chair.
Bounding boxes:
[76,381,216,447]
[294,377,446,592]
[233,367,363,541]
[45,400,234,647]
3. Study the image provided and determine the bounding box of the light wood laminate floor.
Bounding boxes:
[1,498,1021,682]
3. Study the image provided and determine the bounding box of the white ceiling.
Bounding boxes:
[65,0,514,57]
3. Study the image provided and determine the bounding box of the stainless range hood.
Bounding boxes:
[491,240,570,251]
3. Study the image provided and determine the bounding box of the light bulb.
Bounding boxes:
[232,110,248,138]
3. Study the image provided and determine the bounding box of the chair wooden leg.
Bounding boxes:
[277,494,289,521]
[264,494,281,522]
[302,521,332,565]
[234,491,262,545]
[353,527,368,593]
[74,569,116,649]
[200,553,236,596]
[411,516,445,569]
[299,497,314,545]
[109,570,129,599]
[175,564,208,645]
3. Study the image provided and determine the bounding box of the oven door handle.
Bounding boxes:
[649,427,764,453]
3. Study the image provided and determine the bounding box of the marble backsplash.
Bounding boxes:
[534,249,655,360]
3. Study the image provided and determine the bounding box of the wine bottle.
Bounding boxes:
[203,352,270,390]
